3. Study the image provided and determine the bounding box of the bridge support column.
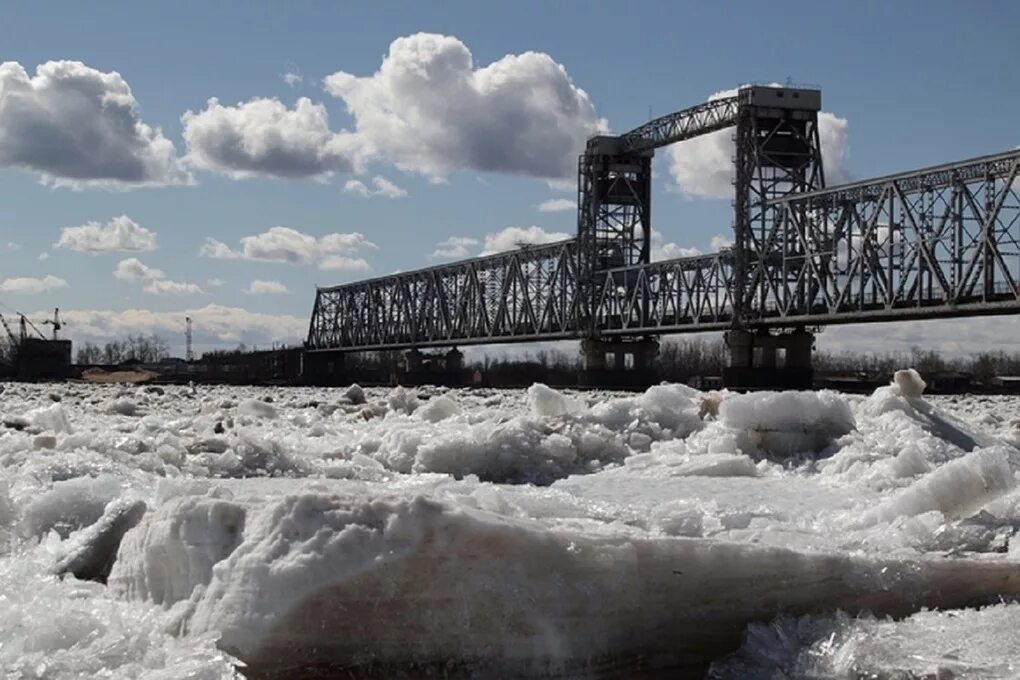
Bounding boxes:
[723,328,814,391]
[299,350,345,386]
[580,338,608,372]
[445,347,463,372]
[579,337,658,388]
[405,348,423,372]
[632,338,659,371]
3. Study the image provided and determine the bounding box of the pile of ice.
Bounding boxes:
[0,486,240,679]
[108,486,1020,675]
[4,370,1020,676]
[713,604,1020,678]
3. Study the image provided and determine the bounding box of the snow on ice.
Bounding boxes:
[3,375,1020,677]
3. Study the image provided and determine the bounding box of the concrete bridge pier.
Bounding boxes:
[402,347,467,386]
[723,327,814,390]
[580,337,659,388]
[300,350,346,385]
[405,348,424,372]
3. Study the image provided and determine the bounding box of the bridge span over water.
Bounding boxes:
[305,85,1020,387]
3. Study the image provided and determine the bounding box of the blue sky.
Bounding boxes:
[1,1,1018,357]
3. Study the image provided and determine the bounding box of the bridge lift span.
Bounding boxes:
[305,85,1020,388]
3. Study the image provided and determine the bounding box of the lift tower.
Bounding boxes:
[575,86,825,380]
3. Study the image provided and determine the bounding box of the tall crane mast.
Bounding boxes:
[185,316,194,362]
[41,307,65,340]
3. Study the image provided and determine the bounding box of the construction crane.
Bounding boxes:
[0,313,16,346]
[0,313,18,365]
[41,307,65,340]
[19,313,45,341]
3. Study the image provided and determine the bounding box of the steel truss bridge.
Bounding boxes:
[307,85,1020,355]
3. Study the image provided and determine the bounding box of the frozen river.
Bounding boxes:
[2,373,1020,678]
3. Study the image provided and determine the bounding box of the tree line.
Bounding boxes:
[75,334,171,365]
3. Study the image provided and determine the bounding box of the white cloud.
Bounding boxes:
[114,257,202,295]
[282,72,303,87]
[181,97,359,179]
[666,86,850,198]
[38,253,48,261]
[323,33,605,180]
[0,274,68,294]
[371,176,407,198]
[430,236,479,260]
[5,242,20,251]
[114,257,165,281]
[536,198,576,213]
[197,238,240,260]
[343,175,407,198]
[479,225,571,256]
[207,278,225,287]
[821,317,1020,356]
[143,279,205,296]
[650,231,701,261]
[817,111,850,185]
[318,255,371,272]
[343,179,369,197]
[199,227,376,267]
[245,279,288,294]
[710,234,734,250]
[55,304,306,348]
[0,61,189,188]
[55,215,157,254]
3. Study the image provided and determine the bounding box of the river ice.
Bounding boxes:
[2,373,1020,678]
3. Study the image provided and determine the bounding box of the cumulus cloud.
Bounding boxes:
[113,256,203,295]
[200,226,376,268]
[343,180,370,197]
[343,175,407,198]
[323,33,605,180]
[53,304,306,348]
[430,236,479,260]
[0,61,189,188]
[667,86,850,199]
[0,274,67,294]
[536,198,576,213]
[143,279,205,296]
[480,225,571,256]
[114,257,164,281]
[282,72,303,87]
[710,234,734,250]
[822,317,1020,356]
[318,255,371,272]
[181,97,359,179]
[245,279,288,294]
[55,215,157,254]
[196,238,239,260]
[650,231,701,261]
[5,242,20,251]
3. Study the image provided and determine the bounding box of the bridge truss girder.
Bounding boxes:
[307,240,581,351]
[756,149,1020,326]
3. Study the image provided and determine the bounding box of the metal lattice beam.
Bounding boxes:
[307,240,580,351]
[619,96,740,154]
[752,149,1020,326]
